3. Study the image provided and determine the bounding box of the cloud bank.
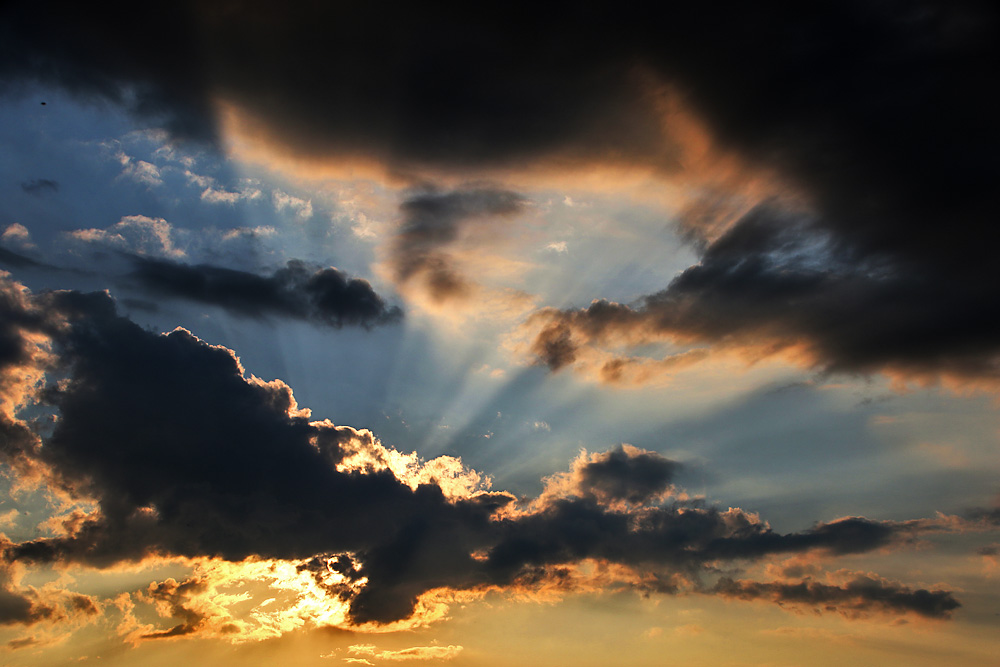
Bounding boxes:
[527,205,1000,386]
[4,2,997,387]
[0,278,968,637]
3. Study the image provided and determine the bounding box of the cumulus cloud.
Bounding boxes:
[116,152,162,187]
[534,445,679,509]
[126,257,402,329]
[1,224,33,248]
[273,190,313,219]
[0,279,977,635]
[67,215,186,259]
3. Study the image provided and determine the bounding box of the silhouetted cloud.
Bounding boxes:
[0,577,44,626]
[0,247,42,269]
[529,204,1000,385]
[4,2,997,385]
[138,578,210,640]
[0,279,967,627]
[390,188,525,302]
[19,179,59,195]
[128,257,402,329]
[713,575,961,619]
[0,552,98,627]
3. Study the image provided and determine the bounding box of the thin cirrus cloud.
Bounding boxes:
[0,277,970,633]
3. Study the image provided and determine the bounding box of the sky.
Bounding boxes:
[1,2,999,665]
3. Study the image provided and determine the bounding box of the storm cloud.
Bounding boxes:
[0,280,963,627]
[529,205,1000,384]
[4,2,998,384]
[127,257,402,329]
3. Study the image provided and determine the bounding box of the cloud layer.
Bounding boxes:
[0,278,968,634]
[4,2,997,387]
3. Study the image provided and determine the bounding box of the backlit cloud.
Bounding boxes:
[127,257,402,329]
[1,3,998,661]
[526,205,1000,389]
[1,278,980,637]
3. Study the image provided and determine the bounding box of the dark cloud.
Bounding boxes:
[713,575,961,619]
[2,2,994,235]
[3,2,997,382]
[0,281,961,625]
[6,635,42,650]
[19,179,58,195]
[569,445,678,506]
[0,283,505,625]
[0,586,40,626]
[127,257,402,329]
[139,578,209,640]
[0,247,42,269]
[965,506,1000,525]
[531,320,578,372]
[0,2,671,166]
[530,204,1000,383]
[0,554,101,634]
[0,275,62,476]
[391,188,525,301]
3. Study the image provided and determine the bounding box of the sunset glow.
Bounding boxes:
[2,2,999,665]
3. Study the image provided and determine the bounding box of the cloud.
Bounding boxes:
[19,179,59,196]
[526,204,1000,388]
[6,3,996,387]
[713,574,960,620]
[534,445,679,509]
[0,247,43,270]
[0,280,972,631]
[6,635,42,650]
[273,190,313,219]
[200,186,263,205]
[2,3,680,169]
[137,578,213,640]
[348,644,463,662]
[116,152,162,187]
[1,224,34,249]
[0,575,51,626]
[67,215,186,259]
[0,553,100,628]
[389,187,525,303]
[126,257,402,329]
[3,3,994,198]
